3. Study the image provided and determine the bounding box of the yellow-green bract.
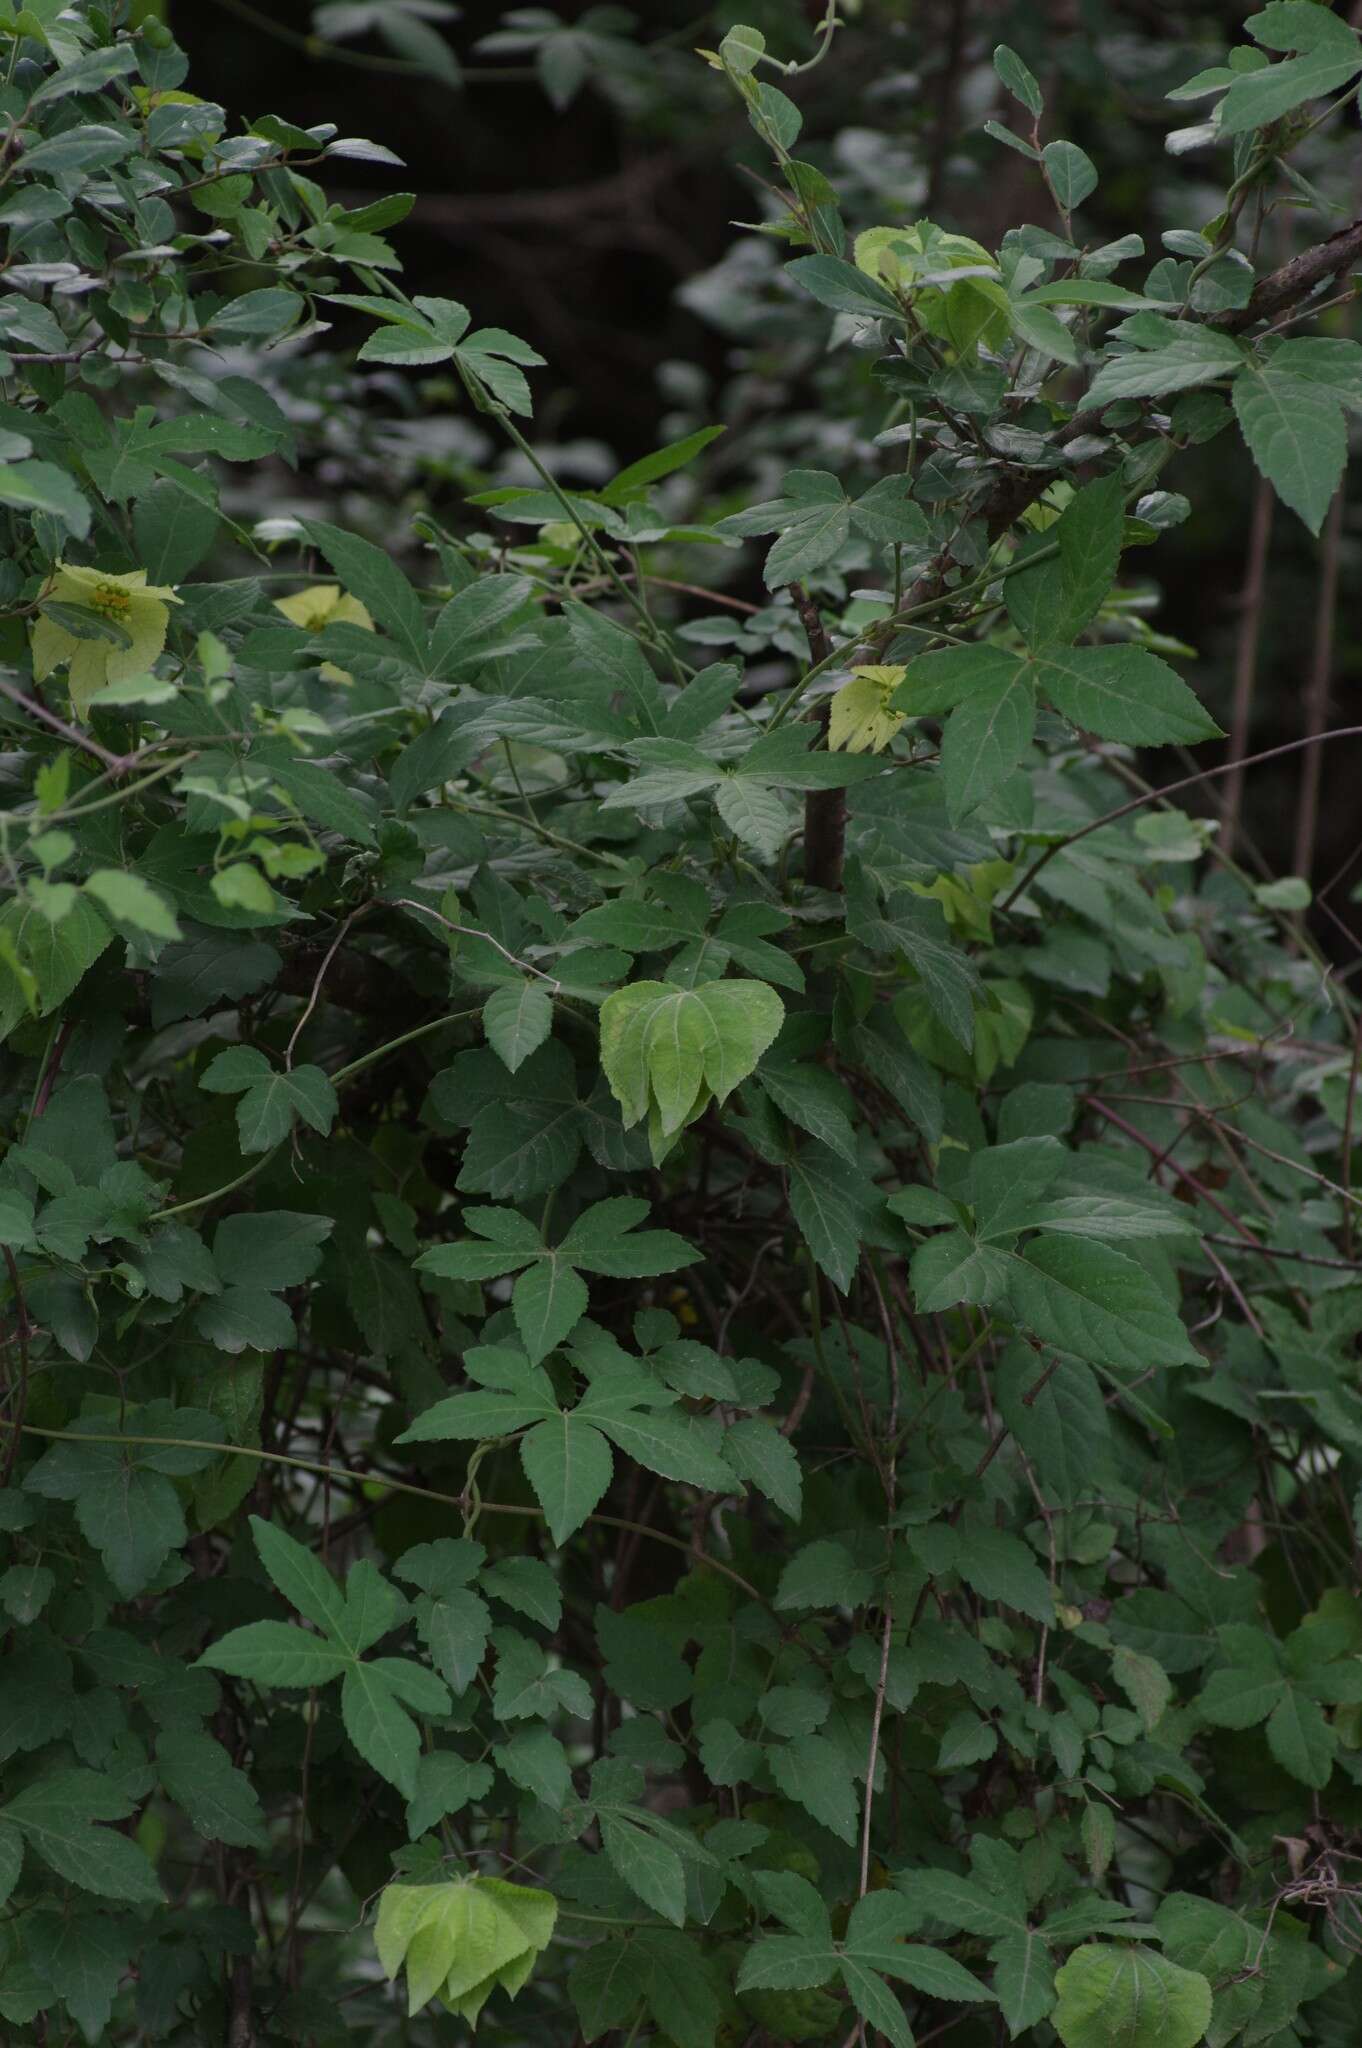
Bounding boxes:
[375,1874,557,2023]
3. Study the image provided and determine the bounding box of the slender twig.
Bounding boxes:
[391,898,562,989]
[1293,486,1345,880]
[999,725,1362,916]
[858,1601,894,1893]
[0,674,133,773]
[0,1422,764,1598]
[285,907,369,1068]
[1344,1009,1362,1264]
[0,1248,31,1486]
[1221,480,1274,860]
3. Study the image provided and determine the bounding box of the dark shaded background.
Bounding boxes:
[179,0,1360,929]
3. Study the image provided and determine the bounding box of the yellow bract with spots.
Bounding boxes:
[828,663,907,754]
[274,582,374,683]
[31,562,181,720]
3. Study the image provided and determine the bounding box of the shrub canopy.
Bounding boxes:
[3,5,1362,2046]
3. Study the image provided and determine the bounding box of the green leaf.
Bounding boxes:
[1052,1944,1212,2048]
[0,892,113,1041]
[195,1621,350,1687]
[250,1513,353,1644]
[235,1064,338,1153]
[341,1663,422,1798]
[25,1436,187,1598]
[156,1729,269,1848]
[1043,139,1097,209]
[599,424,726,505]
[376,1875,556,2020]
[1007,1236,1197,1369]
[513,1260,590,1363]
[484,982,554,1072]
[840,1957,912,2048]
[769,1733,860,1845]
[993,1931,1057,2036]
[1035,646,1222,744]
[954,1521,1054,1622]
[303,518,429,666]
[520,1413,613,1544]
[994,43,1044,114]
[3,1771,163,1904]
[82,872,180,942]
[723,1416,803,1518]
[1265,1685,1335,1787]
[911,1228,1011,1312]
[941,666,1036,822]
[788,1145,881,1292]
[1006,473,1126,651]
[600,1811,687,1925]
[0,458,91,536]
[847,867,982,1050]
[417,1589,492,1694]
[1085,329,1244,406]
[407,1753,495,1838]
[786,255,901,321]
[775,1539,875,1612]
[715,775,789,859]
[1233,360,1346,534]
[214,1212,332,1292]
[1112,1645,1173,1733]
[496,1726,572,1810]
[588,1404,734,1492]
[1219,46,1362,134]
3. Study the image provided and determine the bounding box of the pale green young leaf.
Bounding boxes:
[600,978,785,1136]
[83,869,181,941]
[484,982,554,1073]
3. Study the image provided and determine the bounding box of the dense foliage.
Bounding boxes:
[4,4,1362,2045]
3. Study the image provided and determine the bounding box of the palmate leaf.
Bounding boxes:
[415,1199,699,1362]
[199,1046,338,1153]
[377,1875,557,2022]
[400,1328,738,1542]
[1052,1944,1212,2048]
[897,640,1219,752]
[194,1619,351,1687]
[739,1887,989,2046]
[599,978,785,1144]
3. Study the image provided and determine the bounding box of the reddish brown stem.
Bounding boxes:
[1293,486,1345,880]
[1221,479,1274,861]
[789,582,846,892]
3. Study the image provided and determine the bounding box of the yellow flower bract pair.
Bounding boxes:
[273,582,374,683]
[828,663,907,754]
[31,563,181,720]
